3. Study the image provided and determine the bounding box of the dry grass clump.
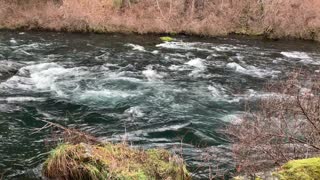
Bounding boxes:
[227,71,320,176]
[0,0,320,41]
[43,143,190,180]
[38,120,190,179]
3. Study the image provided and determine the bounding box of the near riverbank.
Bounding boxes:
[1,0,320,41]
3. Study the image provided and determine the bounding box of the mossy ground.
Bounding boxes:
[43,143,190,180]
[275,157,320,180]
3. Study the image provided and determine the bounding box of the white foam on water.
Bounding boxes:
[151,123,191,132]
[280,51,320,64]
[11,42,52,52]
[207,83,233,103]
[185,58,207,77]
[280,51,320,65]
[0,63,87,95]
[281,51,310,59]
[226,89,287,104]
[10,38,17,44]
[167,58,208,77]
[108,75,143,83]
[0,62,147,106]
[226,62,246,72]
[206,54,219,60]
[0,97,46,103]
[168,53,187,58]
[220,114,243,125]
[168,65,186,71]
[95,52,110,61]
[243,89,286,100]
[226,62,280,78]
[142,65,165,81]
[156,41,213,52]
[212,44,238,52]
[124,123,191,137]
[125,43,146,52]
[299,58,316,64]
[185,58,206,70]
[124,106,144,118]
[80,90,135,100]
[208,86,222,98]
[0,104,22,112]
[208,85,225,98]
[151,50,159,54]
[13,49,32,56]
[235,53,244,61]
[26,63,77,91]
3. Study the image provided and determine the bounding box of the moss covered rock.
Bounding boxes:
[160,36,173,42]
[276,157,320,180]
[43,143,190,180]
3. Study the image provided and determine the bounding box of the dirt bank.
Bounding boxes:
[1,0,320,41]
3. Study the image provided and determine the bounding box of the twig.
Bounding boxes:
[0,170,7,180]
[31,123,53,134]
[155,0,166,19]
[34,119,101,144]
[297,94,320,133]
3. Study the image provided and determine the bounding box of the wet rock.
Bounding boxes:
[0,60,24,81]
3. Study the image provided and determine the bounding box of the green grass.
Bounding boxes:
[43,143,190,180]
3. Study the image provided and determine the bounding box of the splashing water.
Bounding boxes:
[0,31,320,179]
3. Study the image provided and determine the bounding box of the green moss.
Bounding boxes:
[43,143,190,180]
[275,157,320,180]
[160,36,173,42]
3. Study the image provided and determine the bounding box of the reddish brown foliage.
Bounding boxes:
[227,71,320,175]
[0,0,319,40]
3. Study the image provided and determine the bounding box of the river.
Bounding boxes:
[0,30,319,179]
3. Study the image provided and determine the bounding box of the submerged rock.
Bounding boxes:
[43,143,190,180]
[0,60,24,80]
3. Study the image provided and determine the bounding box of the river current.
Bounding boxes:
[0,31,319,179]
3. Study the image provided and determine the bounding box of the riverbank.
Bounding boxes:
[1,0,320,41]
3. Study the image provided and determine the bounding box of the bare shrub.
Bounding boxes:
[227,71,320,175]
[0,0,319,40]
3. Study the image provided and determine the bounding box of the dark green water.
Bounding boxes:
[0,31,319,179]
